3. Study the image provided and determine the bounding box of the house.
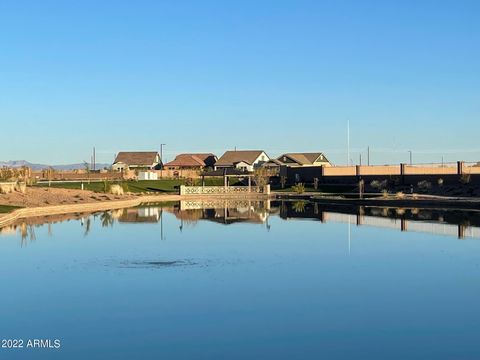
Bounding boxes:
[276,152,331,184]
[215,150,270,172]
[163,153,217,171]
[276,152,331,167]
[112,152,162,172]
[261,158,284,176]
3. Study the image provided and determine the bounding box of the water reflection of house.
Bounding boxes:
[118,207,160,223]
[171,200,271,225]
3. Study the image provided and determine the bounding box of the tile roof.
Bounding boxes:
[164,153,216,167]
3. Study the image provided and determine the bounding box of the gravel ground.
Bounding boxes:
[0,187,137,208]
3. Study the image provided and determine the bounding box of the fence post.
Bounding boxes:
[179,185,185,196]
[457,161,464,175]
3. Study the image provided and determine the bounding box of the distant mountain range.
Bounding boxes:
[0,160,111,171]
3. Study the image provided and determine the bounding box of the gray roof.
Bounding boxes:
[113,152,159,165]
[277,152,330,165]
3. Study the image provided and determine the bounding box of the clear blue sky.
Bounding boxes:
[1,0,479,165]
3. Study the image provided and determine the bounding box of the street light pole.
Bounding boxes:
[408,150,412,165]
[347,120,350,166]
[160,144,166,167]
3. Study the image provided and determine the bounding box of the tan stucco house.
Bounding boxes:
[276,152,331,167]
[164,153,217,171]
[112,151,162,172]
[215,150,270,172]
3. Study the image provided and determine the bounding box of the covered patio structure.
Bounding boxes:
[200,168,255,190]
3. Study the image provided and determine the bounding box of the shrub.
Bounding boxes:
[110,184,124,196]
[417,180,432,191]
[103,180,111,193]
[292,183,305,194]
[185,178,196,186]
[15,182,27,194]
[0,183,15,194]
[437,178,444,186]
[370,179,387,191]
[460,173,471,185]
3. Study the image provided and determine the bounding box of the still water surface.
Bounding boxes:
[1,200,480,359]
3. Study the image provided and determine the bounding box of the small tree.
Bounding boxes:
[460,173,471,185]
[253,168,270,187]
[83,161,91,184]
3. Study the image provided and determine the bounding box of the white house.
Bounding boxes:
[214,150,270,172]
[112,152,162,172]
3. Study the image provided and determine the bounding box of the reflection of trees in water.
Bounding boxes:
[83,217,91,237]
[20,223,36,247]
[100,211,115,228]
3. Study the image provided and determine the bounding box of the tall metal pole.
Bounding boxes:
[367,146,370,166]
[160,144,166,166]
[347,120,350,166]
[409,150,412,165]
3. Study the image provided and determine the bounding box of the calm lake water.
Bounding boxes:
[1,200,480,359]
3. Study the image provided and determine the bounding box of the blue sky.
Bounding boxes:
[0,0,479,165]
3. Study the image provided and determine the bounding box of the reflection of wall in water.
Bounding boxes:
[276,200,480,239]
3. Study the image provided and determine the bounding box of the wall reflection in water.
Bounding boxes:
[1,200,480,245]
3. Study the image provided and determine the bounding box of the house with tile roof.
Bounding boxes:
[164,153,217,171]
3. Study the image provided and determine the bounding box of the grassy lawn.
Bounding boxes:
[35,178,228,194]
[0,205,21,214]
